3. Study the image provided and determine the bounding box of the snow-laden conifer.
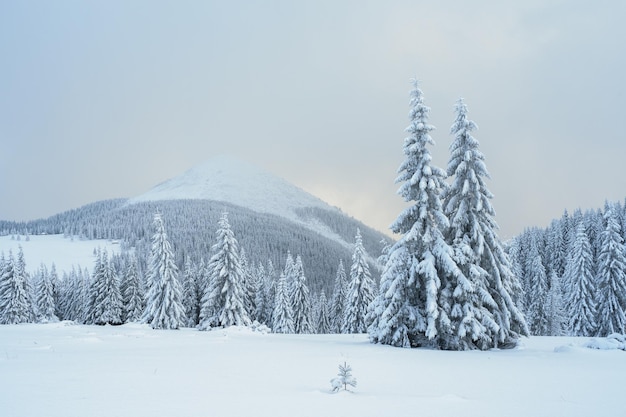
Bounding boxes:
[315,291,331,334]
[343,229,375,334]
[240,248,258,322]
[565,222,597,336]
[443,98,527,347]
[272,272,294,334]
[0,251,33,324]
[182,257,200,327]
[527,250,549,335]
[290,255,312,334]
[35,263,58,323]
[330,260,348,333]
[142,213,186,329]
[89,250,123,325]
[254,263,269,325]
[199,213,250,329]
[546,270,566,336]
[123,254,144,323]
[369,80,457,347]
[595,203,626,336]
[262,260,277,325]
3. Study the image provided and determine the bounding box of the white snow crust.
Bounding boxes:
[1,324,624,417]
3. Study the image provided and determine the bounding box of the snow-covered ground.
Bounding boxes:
[0,234,122,277]
[1,323,622,417]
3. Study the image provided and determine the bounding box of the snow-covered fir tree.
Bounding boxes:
[239,248,257,322]
[595,203,626,336]
[89,250,123,325]
[315,291,331,334]
[369,80,458,348]
[142,213,186,329]
[565,222,597,336]
[546,270,566,336]
[122,253,144,323]
[262,259,277,326]
[0,251,33,324]
[443,98,527,347]
[527,249,549,336]
[330,259,348,333]
[283,251,297,296]
[343,229,375,334]
[182,257,200,327]
[35,263,58,323]
[290,255,313,334]
[199,212,250,329]
[253,262,268,324]
[272,272,294,334]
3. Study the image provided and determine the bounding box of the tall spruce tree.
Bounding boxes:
[123,253,144,323]
[343,229,375,334]
[182,257,200,327]
[369,80,458,347]
[290,255,312,334]
[315,291,331,334]
[89,250,123,325]
[443,98,528,346]
[199,213,250,329]
[330,260,348,333]
[546,270,566,336]
[35,263,58,323]
[565,222,597,336]
[0,251,33,324]
[142,213,186,329]
[272,272,294,334]
[595,203,626,336]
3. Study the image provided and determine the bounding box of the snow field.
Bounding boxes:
[1,323,623,417]
[0,234,122,277]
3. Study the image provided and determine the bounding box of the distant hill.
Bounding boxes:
[0,156,393,294]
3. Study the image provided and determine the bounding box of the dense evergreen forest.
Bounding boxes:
[507,200,626,337]
[0,198,389,296]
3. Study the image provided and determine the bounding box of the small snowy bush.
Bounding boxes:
[330,362,357,392]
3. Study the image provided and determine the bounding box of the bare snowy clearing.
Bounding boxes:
[0,234,121,276]
[0,323,622,417]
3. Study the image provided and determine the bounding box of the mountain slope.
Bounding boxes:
[1,156,392,294]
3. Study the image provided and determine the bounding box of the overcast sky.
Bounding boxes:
[1,1,625,239]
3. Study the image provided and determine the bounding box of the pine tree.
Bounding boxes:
[89,250,123,325]
[330,260,349,333]
[369,80,457,347]
[272,272,294,334]
[443,98,527,347]
[263,259,277,324]
[290,255,312,334]
[0,251,33,324]
[182,257,200,327]
[344,229,375,334]
[35,263,58,323]
[315,291,331,334]
[331,362,357,392]
[142,213,186,330]
[565,222,597,336]
[595,203,626,336]
[123,253,144,323]
[240,248,257,322]
[527,249,549,336]
[254,262,269,325]
[199,212,250,329]
[546,270,566,336]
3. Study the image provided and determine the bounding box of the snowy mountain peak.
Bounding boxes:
[128,155,333,221]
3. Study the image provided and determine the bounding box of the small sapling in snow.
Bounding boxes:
[330,361,357,392]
